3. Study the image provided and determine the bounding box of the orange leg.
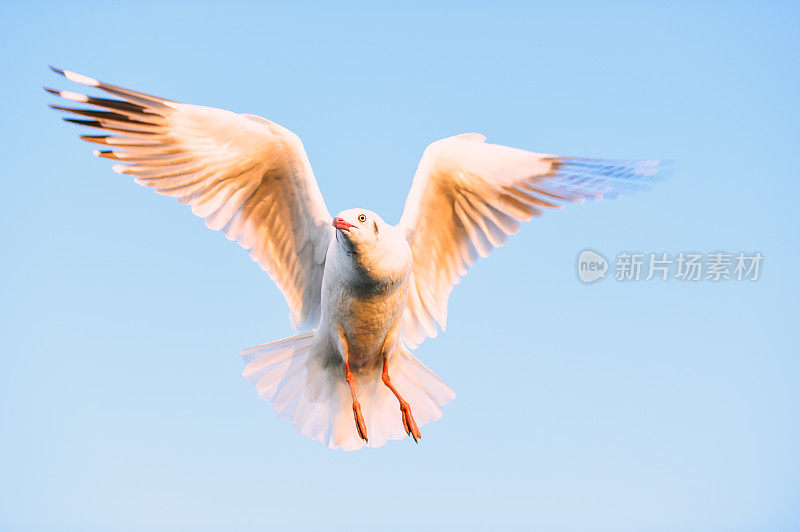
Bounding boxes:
[337,326,367,443]
[382,356,421,442]
[346,358,368,443]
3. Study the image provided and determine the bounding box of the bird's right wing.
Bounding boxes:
[47,68,333,329]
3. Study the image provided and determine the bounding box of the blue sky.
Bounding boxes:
[1,1,798,530]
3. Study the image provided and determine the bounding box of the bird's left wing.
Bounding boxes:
[398,133,667,348]
[47,68,333,329]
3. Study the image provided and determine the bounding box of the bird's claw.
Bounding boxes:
[352,401,368,443]
[400,401,421,443]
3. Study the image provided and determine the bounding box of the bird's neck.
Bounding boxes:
[336,234,411,290]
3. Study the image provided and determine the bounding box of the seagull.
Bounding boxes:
[46,67,666,450]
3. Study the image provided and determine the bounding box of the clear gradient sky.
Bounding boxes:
[1,1,799,531]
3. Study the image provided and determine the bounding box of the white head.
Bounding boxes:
[331,208,411,283]
[332,208,386,255]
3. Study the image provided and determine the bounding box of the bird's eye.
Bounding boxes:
[358,214,367,223]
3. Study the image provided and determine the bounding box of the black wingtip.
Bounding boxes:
[49,65,65,76]
[63,118,101,128]
[43,87,60,96]
[94,150,119,160]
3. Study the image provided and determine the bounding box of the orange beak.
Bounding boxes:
[332,217,354,231]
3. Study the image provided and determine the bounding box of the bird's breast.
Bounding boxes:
[320,247,411,371]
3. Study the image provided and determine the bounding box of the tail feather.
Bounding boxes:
[241,330,455,451]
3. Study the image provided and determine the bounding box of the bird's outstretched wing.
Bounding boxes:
[398,133,668,347]
[47,67,333,329]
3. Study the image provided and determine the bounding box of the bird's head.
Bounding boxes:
[331,208,411,283]
[332,208,386,254]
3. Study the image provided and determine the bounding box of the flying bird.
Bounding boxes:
[46,67,666,450]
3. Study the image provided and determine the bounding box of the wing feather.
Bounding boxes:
[398,133,668,347]
[48,68,333,328]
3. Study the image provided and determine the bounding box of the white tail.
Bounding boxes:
[241,331,455,451]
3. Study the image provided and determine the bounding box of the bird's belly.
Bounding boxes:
[325,280,408,371]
